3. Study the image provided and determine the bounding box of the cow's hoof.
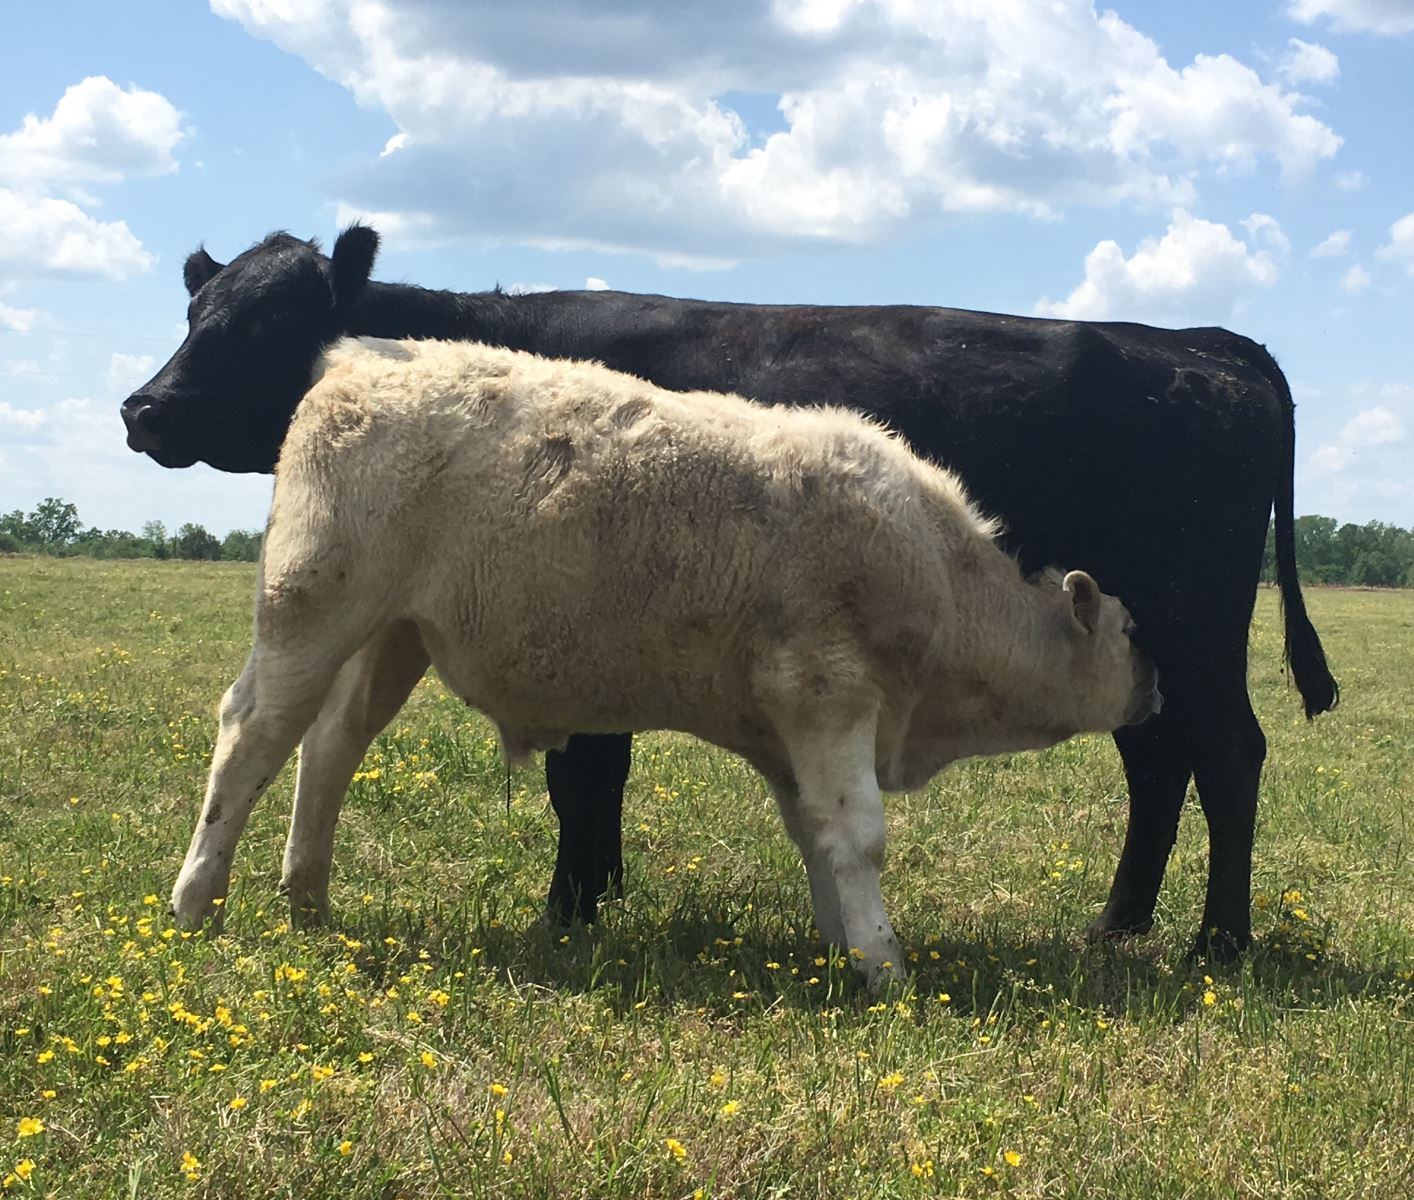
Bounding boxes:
[1187,926,1250,962]
[1083,913,1154,943]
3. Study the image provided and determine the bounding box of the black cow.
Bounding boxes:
[122,225,1336,957]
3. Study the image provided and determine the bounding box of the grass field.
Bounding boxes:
[1,557,1410,1199]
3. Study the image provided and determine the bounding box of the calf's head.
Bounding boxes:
[120,224,380,472]
[1054,570,1161,732]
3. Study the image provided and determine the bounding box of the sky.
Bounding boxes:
[1,0,1411,537]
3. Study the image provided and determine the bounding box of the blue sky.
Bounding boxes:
[2,0,1411,536]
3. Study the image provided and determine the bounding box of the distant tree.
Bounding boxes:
[142,520,171,559]
[27,497,82,549]
[1,509,34,550]
[220,529,262,562]
[172,522,222,561]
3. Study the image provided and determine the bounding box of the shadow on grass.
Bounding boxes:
[283,876,1413,1032]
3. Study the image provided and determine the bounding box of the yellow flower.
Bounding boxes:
[229,1097,248,1111]
[15,1118,43,1138]
[311,1064,335,1081]
[720,1100,740,1116]
[358,1052,375,1064]
[1203,991,1217,1007]
[338,1140,353,1156]
[664,1137,688,1161]
[179,1150,201,1180]
[36,1050,54,1064]
[259,1079,278,1093]
[14,1162,35,1182]
[420,1051,438,1070]
[1004,1150,1023,1167]
[490,1082,509,1097]
[877,1072,905,1090]
[911,1160,934,1179]
[708,1070,726,1089]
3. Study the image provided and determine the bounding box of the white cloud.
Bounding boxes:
[1306,405,1407,475]
[1289,1,1414,36]
[0,402,50,434]
[1034,210,1281,325]
[1277,38,1341,84]
[1340,263,1372,293]
[1375,211,1414,276]
[0,76,185,284]
[585,276,610,291]
[506,282,556,294]
[0,76,187,187]
[1242,211,1292,254]
[0,301,38,331]
[1333,169,1367,191]
[106,353,156,393]
[0,187,154,280]
[1311,228,1351,256]
[380,132,409,158]
[211,0,1343,262]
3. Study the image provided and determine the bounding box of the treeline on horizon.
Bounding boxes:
[1,498,260,563]
[4,497,1414,586]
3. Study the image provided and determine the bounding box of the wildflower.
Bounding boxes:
[179,1151,201,1181]
[1004,1150,1023,1167]
[338,1140,353,1156]
[490,1082,509,1097]
[720,1101,740,1116]
[358,1052,375,1064]
[260,1079,279,1093]
[1203,990,1217,1007]
[708,1070,727,1089]
[312,1065,335,1081]
[420,1051,438,1069]
[15,1118,43,1138]
[36,1050,54,1064]
[911,1160,934,1178]
[664,1137,688,1161]
[877,1072,905,1090]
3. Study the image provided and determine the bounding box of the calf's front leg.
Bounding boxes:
[775,717,903,991]
[171,644,340,931]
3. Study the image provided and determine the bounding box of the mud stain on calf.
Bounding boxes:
[517,434,576,510]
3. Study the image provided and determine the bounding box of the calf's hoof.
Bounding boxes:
[278,879,331,929]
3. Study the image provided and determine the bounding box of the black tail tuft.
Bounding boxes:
[1260,348,1338,719]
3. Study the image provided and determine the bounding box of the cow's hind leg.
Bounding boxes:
[281,620,430,925]
[1087,715,1192,941]
[1189,687,1266,959]
[544,733,633,924]
[775,716,903,990]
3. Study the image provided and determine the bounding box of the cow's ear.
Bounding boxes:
[183,247,223,296]
[330,223,379,311]
[1063,570,1102,635]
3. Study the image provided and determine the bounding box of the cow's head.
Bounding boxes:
[120,224,380,473]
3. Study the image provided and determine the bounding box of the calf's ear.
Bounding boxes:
[1062,570,1103,635]
[183,247,224,296]
[330,223,380,312]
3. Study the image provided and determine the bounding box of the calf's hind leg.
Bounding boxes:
[281,620,430,925]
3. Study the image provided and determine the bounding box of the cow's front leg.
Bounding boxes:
[171,645,338,931]
[281,620,430,925]
[777,716,903,991]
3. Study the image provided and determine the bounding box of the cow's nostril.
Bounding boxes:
[122,395,164,451]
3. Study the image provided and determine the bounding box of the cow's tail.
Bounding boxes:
[1261,349,1338,718]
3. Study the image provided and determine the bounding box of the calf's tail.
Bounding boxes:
[1261,350,1338,718]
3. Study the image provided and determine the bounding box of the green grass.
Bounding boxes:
[1,557,1411,1198]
